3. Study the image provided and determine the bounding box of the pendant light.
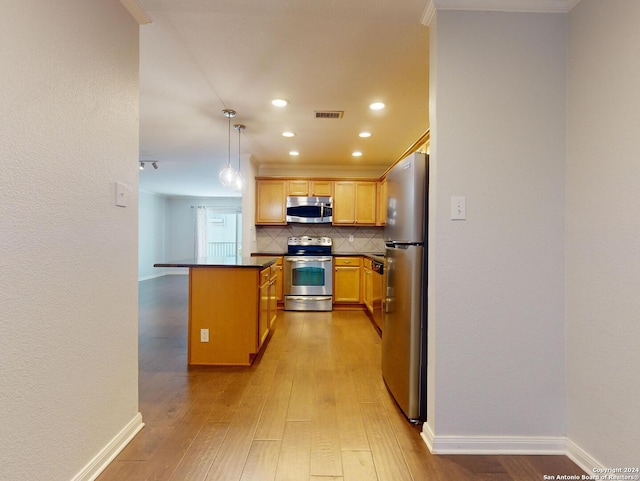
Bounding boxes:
[219,109,238,188]
[232,123,247,192]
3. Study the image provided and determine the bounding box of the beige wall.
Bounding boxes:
[426,9,567,450]
[566,0,640,467]
[425,0,640,468]
[0,1,141,480]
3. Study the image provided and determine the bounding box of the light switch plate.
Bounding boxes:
[451,196,466,220]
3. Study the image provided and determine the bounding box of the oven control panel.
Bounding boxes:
[287,236,332,247]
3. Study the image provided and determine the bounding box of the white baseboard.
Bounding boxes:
[422,424,604,472]
[421,426,565,454]
[138,272,166,281]
[71,413,144,481]
[566,438,604,475]
[138,270,189,281]
[166,269,189,275]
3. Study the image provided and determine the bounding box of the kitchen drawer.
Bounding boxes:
[260,267,271,284]
[363,258,372,270]
[334,257,361,267]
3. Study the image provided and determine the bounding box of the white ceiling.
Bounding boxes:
[136,0,430,197]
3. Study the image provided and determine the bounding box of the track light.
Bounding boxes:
[139,161,158,170]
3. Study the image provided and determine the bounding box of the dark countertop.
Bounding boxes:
[155,256,277,269]
[252,252,385,262]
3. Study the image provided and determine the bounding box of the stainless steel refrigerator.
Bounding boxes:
[382,151,428,422]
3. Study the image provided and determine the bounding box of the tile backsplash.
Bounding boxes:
[256,225,385,254]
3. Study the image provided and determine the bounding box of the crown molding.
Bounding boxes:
[120,0,151,25]
[421,0,581,25]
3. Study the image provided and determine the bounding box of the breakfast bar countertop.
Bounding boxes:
[154,257,277,269]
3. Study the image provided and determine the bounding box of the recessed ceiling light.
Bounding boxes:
[369,102,385,111]
[359,131,372,138]
[272,99,289,107]
[282,131,296,137]
[289,151,300,156]
[352,151,363,157]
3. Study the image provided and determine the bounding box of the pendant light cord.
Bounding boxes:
[237,125,241,172]
[227,113,232,168]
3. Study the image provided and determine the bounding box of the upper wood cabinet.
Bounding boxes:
[333,181,377,225]
[256,180,287,225]
[255,177,384,226]
[311,181,333,197]
[287,180,333,197]
[377,179,387,225]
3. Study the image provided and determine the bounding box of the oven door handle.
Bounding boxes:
[286,296,333,301]
[284,256,333,262]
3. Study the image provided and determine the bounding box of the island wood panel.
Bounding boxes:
[189,267,260,366]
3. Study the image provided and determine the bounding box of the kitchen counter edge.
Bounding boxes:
[154,257,277,269]
[252,252,385,262]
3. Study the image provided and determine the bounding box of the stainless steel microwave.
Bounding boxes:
[286,196,333,223]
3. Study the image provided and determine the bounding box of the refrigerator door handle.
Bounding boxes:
[386,241,410,249]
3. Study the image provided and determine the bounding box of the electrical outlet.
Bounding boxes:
[348,234,354,243]
[200,329,209,342]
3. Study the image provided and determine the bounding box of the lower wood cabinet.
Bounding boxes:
[252,255,283,304]
[333,256,362,304]
[363,258,374,313]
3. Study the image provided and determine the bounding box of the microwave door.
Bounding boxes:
[286,196,332,223]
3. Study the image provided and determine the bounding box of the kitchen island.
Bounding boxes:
[154,257,278,366]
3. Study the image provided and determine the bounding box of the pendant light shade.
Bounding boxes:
[219,109,239,188]
[219,165,237,187]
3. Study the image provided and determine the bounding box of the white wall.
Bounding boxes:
[425,10,567,451]
[566,0,640,467]
[165,196,242,260]
[139,190,168,280]
[244,155,259,255]
[0,1,141,480]
[137,194,242,277]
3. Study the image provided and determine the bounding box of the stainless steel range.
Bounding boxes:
[284,236,333,311]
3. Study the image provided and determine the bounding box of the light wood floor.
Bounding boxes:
[98,275,584,481]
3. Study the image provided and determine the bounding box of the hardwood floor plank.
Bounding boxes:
[285,342,316,422]
[342,450,379,481]
[253,358,295,440]
[360,402,413,481]
[274,421,312,481]
[309,352,343,477]
[309,406,343,477]
[333,342,373,451]
[497,454,585,481]
[203,362,276,481]
[167,421,230,481]
[239,440,281,481]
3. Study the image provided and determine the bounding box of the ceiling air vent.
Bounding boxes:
[314,110,344,119]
